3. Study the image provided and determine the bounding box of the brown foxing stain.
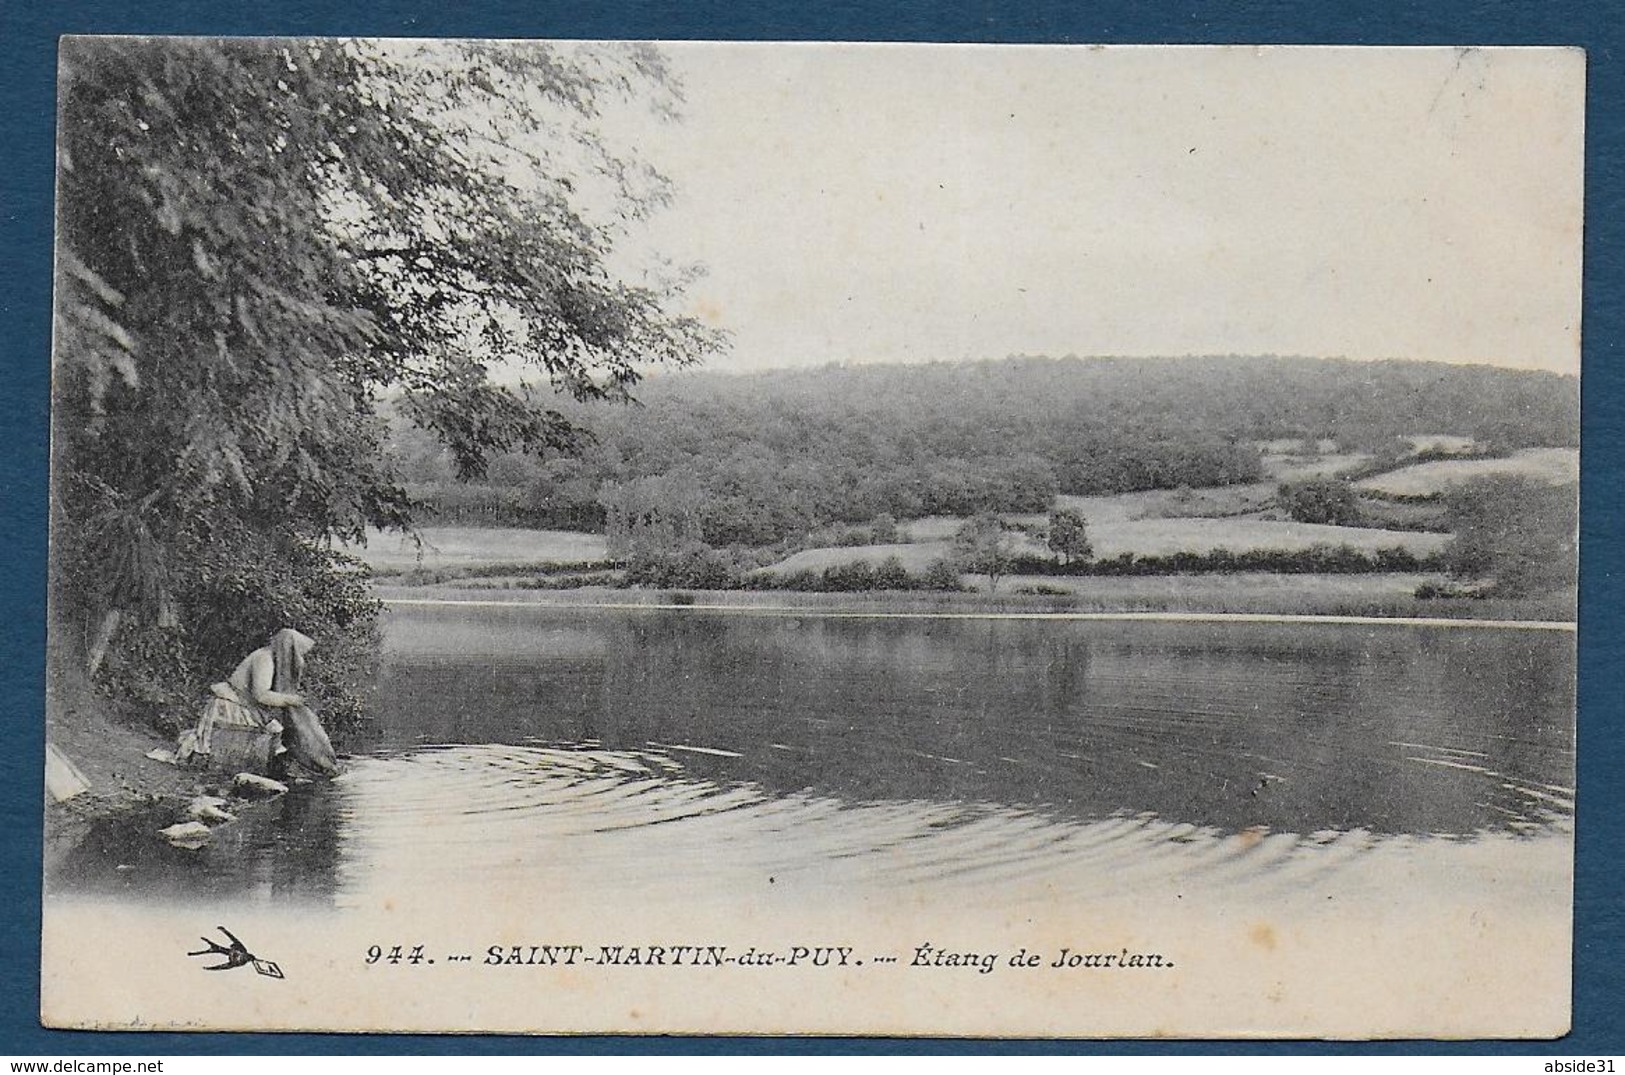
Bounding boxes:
[1249,923,1278,952]
[1235,825,1267,851]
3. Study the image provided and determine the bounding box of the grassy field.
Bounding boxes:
[1087,517,1447,557]
[773,515,1446,573]
[1049,484,1278,525]
[344,526,609,573]
[1354,448,1578,498]
[352,520,1569,624]
[768,541,953,574]
[344,445,1577,622]
[360,498,1447,584]
[910,485,1282,534]
[913,489,1273,533]
[1259,451,1373,482]
[1001,570,1440,609]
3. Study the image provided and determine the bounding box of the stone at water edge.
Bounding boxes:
[159,821,212,845]
[45,743,91,802]
[232,773,289,799]
[186,797,236,824]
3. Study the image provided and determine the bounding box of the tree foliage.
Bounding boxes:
[599,471,708,572]
[389,356,1576,545]
[1046,508,1092,565]
[1278,478,1362,526]
[952,514,1017,594]
[1441,476,1578,596]
[52,37,721,727]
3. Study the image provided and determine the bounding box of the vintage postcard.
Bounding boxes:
[41,40,1581,1037]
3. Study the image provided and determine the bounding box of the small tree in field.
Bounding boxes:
[1047,507,1092,566]
[953,513,1015,593]
[1278,479,1361,526]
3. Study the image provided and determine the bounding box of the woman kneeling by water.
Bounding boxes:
[177,628,340,777]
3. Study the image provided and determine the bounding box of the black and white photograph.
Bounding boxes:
[40,39,1581,1037]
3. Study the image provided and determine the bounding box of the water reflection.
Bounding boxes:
[53,782,346,903]
[49,606,1574,906]
[373,608,1574,836]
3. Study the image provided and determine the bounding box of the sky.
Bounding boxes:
[603,44,1584,376]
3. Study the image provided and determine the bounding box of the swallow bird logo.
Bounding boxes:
[187,926,284,978]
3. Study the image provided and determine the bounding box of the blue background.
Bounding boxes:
[1,0,1618,1056]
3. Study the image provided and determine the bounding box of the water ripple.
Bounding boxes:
[322,743,1570,911]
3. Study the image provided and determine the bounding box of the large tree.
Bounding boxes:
[51,37,722,727]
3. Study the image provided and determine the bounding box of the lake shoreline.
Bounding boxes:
[371,574,1577,626]
[44,689,213,872]
[46,570,1573,868]
[44,656,321,869]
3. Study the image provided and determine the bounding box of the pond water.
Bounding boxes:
[51,604,1575,911]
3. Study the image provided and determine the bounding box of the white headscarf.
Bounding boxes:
[269,628,316,693]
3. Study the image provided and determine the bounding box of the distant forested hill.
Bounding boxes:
[388,356,1579,544]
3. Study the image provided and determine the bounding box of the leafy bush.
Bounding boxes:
[1006,544,1436,577]
[1278,479,1362,526]
[1414,579,1483,600]
[873,554,912,590]
[920,559,968,591]
[817,513,904,548]
[623,541,744,590]
[1441,476,1578,596]
[747,555,965,593]
[80,522,382,737]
